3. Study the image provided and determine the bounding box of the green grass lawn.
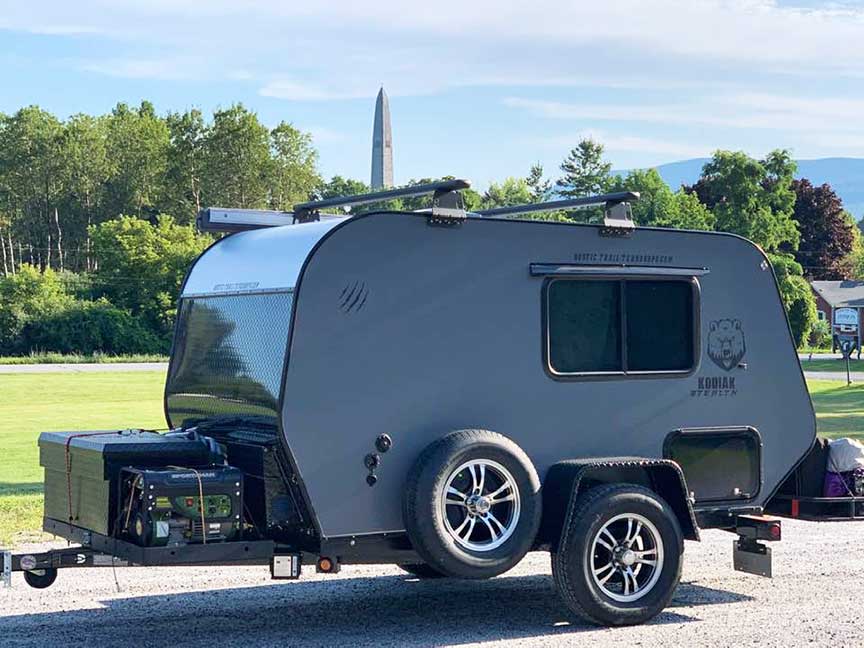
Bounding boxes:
[0,353,167,365]
[807,379,864,441]
[1,373,862,548]
[0,371,166,546]
[800,358,864,373]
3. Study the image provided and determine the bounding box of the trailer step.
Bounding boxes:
[733,538,772,577]
[732,515,781,578]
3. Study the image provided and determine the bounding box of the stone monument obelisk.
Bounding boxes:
[370,87,393,189]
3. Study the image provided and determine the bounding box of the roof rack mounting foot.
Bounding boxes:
[428,187,467,226]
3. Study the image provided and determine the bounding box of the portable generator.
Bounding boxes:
[120,466,243,547]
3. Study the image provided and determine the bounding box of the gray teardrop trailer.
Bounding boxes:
[6,181,815,627]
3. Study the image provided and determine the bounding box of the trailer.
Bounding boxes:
[3,179,812,626]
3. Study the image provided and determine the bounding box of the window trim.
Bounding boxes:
[543,275,701,380]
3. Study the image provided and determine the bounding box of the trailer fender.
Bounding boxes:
[540,458,699,548]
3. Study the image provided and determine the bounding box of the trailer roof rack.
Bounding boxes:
[293,178,471,220]
[198,178,472,233]
[475,191,640,227]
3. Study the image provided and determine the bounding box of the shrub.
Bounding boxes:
[768,254,817,348]
[809,319,832,349]
[0,265,75,354]
[90,214,211,338]
[20,299,168,355]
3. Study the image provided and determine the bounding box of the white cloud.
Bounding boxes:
[503,93,864,135]
[3,1,864,93]
[78,58,202,81]
[526,129,714,160]
[4,1,864,168]
[258,80,369,101]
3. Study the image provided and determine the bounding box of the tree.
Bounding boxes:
[556,139,612,198]
[320,176,369,200]
[90,215,211,337]
[526,163,552,202]
[60,114,111,270]
[769,254,817,348]
[668,191,715,231]
[791,178,856,280]
[164,109,206,224]
[202,104,271,209]
[687,150,799,252]
[0,264,73,352]
[0,106,65,269]
[268,122,321,210]
[843,215,864,280]
[610,169,713,230]
[482,177,533,210]
[104,101,170,218]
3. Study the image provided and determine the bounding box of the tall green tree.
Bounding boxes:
[268,122,321,210]
[104,101,170,218]
[556,139,612,198]
[0,106,65,269]
[791,178,855,280]
[526,162,552,202]
[610,168,713,230]
[688,150,799,252]
[60,114,111,270]
[164,109,206,224]
[555,139,613,222]
[202,104,271,209]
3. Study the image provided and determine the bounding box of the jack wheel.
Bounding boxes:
[23,567,58,589]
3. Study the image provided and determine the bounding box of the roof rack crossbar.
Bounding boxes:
[475,191,639,219]
[294,179,471,216]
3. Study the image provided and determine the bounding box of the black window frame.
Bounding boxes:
[543,275,701,380]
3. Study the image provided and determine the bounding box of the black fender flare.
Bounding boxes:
[539,458,700,549]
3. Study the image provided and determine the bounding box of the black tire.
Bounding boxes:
[552,484,683,627]
[398,563,447,579]
[403,429,542,579]
[23,567,58,589]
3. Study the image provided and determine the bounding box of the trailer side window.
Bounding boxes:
[548,280,622,373]
[546,278,696,376]
[626,281,694,371]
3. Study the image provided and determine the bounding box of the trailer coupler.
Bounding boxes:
[2,546,127,589]
[732,514,782,578]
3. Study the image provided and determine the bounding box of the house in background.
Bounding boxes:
[810,280,864,355]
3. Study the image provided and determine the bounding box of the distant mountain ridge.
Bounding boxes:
[621,157,864,219]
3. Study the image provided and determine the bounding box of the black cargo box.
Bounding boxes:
[39,430,212,536]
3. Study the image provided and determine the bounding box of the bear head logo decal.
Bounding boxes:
[707,319,746,371]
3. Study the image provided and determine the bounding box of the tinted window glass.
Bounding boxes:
[626,281,693,371]
[165,291,293,433]
[548,280,622,373]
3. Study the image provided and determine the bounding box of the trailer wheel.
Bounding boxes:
[23,567,58,589]
[403,429,541,579]
[551,484,683,627]
[399,563,447,579]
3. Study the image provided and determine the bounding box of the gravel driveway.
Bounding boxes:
[1,518,862,647]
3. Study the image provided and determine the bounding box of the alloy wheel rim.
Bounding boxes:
[588,513,665,603]
[441,459,521,552]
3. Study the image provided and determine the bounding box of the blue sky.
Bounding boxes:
[1,1,863,189]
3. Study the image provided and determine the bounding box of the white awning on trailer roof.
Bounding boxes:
[182,218,347,296]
